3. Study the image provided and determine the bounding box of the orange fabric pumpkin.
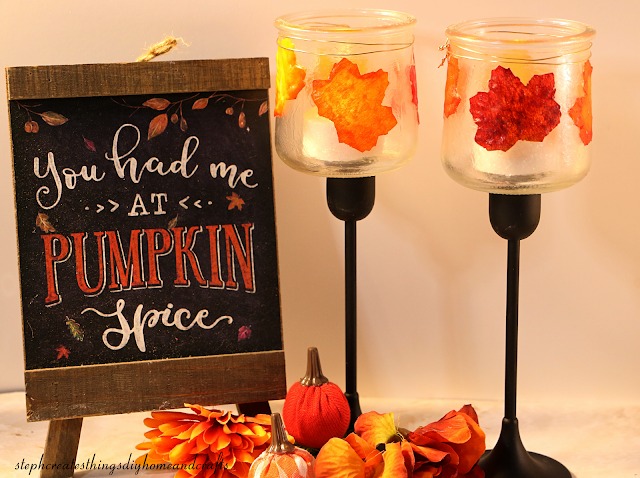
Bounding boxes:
[248,413,316,478]
[283,347,350,449]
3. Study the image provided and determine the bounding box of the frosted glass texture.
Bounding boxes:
[441,18,595,194]
[274,10,418,177]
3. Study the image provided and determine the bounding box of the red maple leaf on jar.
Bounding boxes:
[469,66,561,152]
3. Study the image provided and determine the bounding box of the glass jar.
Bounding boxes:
[274,9,418,177]
[441,18,595,194]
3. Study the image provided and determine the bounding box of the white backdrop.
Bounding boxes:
[0,0,638,408]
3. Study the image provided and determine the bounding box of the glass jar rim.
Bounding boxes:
[275,9,416,36]
[446,17,595,47]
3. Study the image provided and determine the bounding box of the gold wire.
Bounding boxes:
[277,35,414,56]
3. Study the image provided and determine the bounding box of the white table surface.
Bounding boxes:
[1,392,639,477]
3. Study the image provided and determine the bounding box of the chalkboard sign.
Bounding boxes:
[6,58,286,422]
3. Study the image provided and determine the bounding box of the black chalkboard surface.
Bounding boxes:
[6,58,286,423]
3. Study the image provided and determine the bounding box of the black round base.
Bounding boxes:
[479,418,571,478]
[480,450,572,478]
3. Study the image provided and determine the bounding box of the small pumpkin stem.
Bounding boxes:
[267,413,295,454]
[300,347,330,386]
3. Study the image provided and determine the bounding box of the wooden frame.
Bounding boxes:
[7,57,284,477]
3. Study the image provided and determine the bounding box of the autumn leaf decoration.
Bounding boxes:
[115,93,267,140]
[17,102,68,133]
[238,325,251,341]
[469,66,561,152]
[312,58,397,153]
[56,345,70,359]
[227,192,245,211]
[569,60,593,146]
[444,56,462,118]
[65,317,84,341]
[36,213,55,233]
[275,38,306,117]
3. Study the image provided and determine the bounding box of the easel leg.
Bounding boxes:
[236,402,271,416]
[41,417,83,478]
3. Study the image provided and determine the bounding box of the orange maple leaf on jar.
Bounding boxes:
[275,38,306,117]
[311,58,397,153]
[569,60,593,146]
[469,66,561,152]
[444,56,462,118]
[135,404,273,478]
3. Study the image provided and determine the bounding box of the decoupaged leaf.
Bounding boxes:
[311,58,397,153]
[469,66,561,152]
[444,56,462,118]
[148,113,168,140]
[569,60,593,146]
[143,98,171,110]
[40,111,68,126]
[275,38,306,117]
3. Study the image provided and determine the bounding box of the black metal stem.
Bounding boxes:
[480,193,570,478]
[505,239,519,420]
[345,219,357,398]
[326,177,375,429]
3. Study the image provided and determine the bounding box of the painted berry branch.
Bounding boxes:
[113,92,268,140]
[15,101,68,133]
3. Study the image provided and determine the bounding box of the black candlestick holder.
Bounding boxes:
[326,176,375,429]
[479,193,570,478]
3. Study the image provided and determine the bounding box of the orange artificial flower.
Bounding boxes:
[408,405,486,477]
[315,406,485,478]
[136,404,273,478]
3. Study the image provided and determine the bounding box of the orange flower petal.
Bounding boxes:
[415,413,471,444]
[445,413,486,474]
[190,420,213,439]
[144,429,163,439]
[380,442,408,478]
[364,450,384,478]
[409,442,453,464]
[355,411,398,446]
[152,411,201,421]
[143,417,163,428]
[401,440,415,477]
[346,433,377,460]
[311,58,397,152]
[169,440,194,463]
[458,405,479,425]
[316,437,366,478]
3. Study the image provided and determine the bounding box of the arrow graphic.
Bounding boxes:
[179,196,190,209]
